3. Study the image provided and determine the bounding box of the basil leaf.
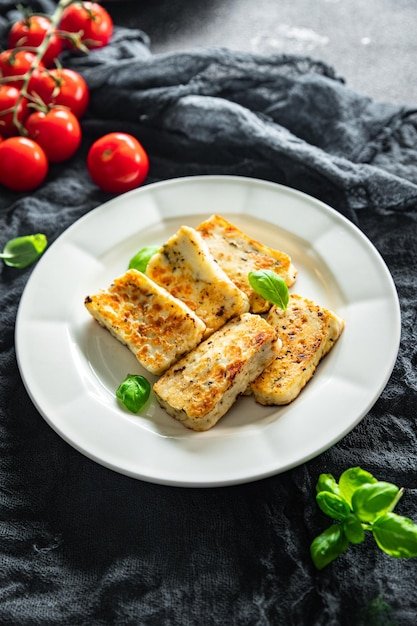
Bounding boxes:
[312,467,417,567]
[129,246,159,273]
[372,512,417,558]
[248,269,289,310]
[116,374,151,413]
[316,491,351,521]
[351,481,400,523]
[339,467,377,506]
[316,473,340,496]
[0,234,47,268]
[343,514,366,544]
[310,524,350,570]
[359,595,394,625]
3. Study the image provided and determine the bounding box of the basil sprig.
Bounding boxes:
[311,467,417,569]
[0,234,47,269]
[116,374,151,413]
[248,269,289,310]
[129,246,159,273]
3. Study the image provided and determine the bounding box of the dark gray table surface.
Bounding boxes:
[103,0,416,107]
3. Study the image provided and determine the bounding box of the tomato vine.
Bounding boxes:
[0,1,149,194]
[1,0,80,135]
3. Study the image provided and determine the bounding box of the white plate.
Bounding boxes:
[15,176,401,487]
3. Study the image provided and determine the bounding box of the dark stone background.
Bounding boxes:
[103,0,416,106]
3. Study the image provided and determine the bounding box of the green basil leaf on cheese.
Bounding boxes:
[129,246,159,273]
[248,269,289,310]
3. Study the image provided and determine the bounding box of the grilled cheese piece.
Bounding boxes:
[84,269,206,375]
[196,214,297,313]
[146,225,250,336]
[153,313,278,431]
[248,294,344,405]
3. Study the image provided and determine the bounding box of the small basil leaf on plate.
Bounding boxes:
[0,234,47,268]
[116,374,151,413]
[129,246,159,273]
[248,269,289,310]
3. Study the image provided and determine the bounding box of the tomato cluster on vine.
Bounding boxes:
[0,1,149,194]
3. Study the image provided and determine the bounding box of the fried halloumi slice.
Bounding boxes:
[196,214,297,313]
[146,225,250,337]
[84,269,206,375]
[153,313,278,431]
[247,294,344,405]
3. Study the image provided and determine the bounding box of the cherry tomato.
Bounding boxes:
[28,68,89,118]
[0,85,29,137]
[60,1,113,49]
[0,50,44,89]
[0,137,48,192]
[24,107,82,163]
[87,133,149,193]
[8,15,63,68]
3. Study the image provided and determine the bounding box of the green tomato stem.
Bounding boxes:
[0,0,82,134]
[388,486,405,512]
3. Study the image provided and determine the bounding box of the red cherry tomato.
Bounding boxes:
[0,50,44,89]
[0,137,48,192]
[24,107,82,163]
[60,1,113,49]
[8,15,63,68]
[87,133,149,193]
[28,68,89,118]
[0,85,29,137]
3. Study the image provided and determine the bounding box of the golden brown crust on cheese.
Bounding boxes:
[153,313,278,431]
[146,225,249,336]
[248,294,344,405]
[84,269,206,375]
[196,214,297,313]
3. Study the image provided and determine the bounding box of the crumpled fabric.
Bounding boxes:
[1,2,417,625]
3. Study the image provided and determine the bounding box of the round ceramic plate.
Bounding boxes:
[15,176,401,487]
